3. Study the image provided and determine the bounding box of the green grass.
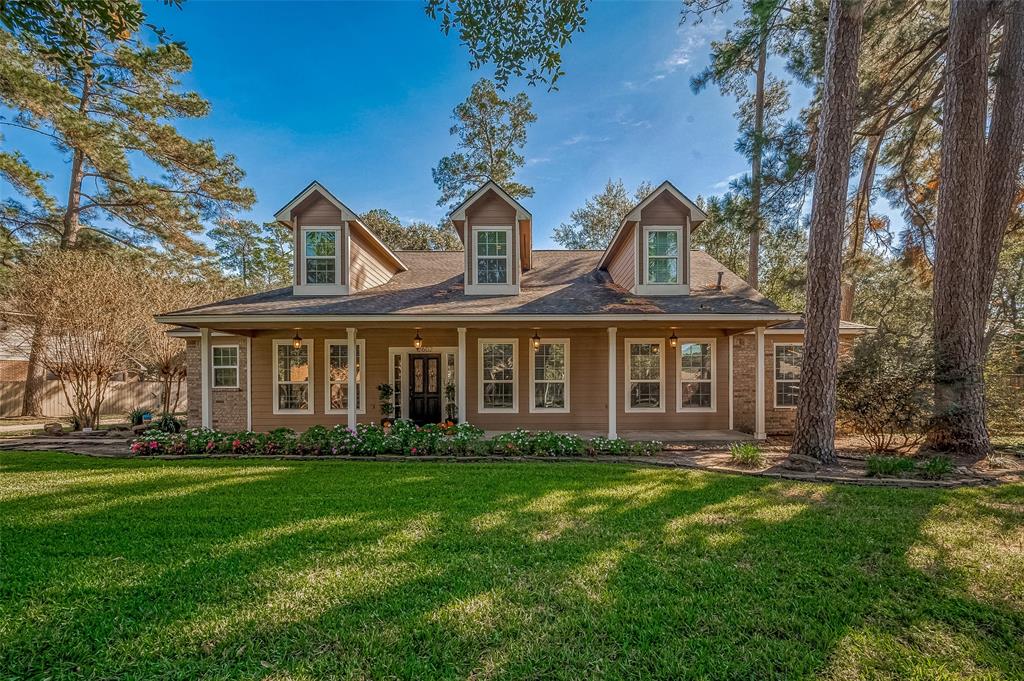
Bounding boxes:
[2,453,1022,680]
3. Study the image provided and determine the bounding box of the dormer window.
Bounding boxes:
[475,228,511,285]
[303,227,340,285]
[646,227,680,284]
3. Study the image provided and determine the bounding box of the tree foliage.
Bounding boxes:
[424,0,589,89]
[432,78,536,209]
[552,179,652,250]
[361,209,463,252]
[208,219,292,292]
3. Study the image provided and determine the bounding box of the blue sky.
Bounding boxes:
[4,1,821,249]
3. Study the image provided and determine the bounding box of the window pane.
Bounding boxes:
[483,382,514,409]
[775,345,803,381]
[305,230,336,257]
[629,382,661,409]
[277,345,308,383]
[777,382,800,407]
[534,382,565,409]
[680,381,712,409]
[535,343,565,381]
[648,257,678,284]
[306,258,336,285]
[477,230,507,256]
[680,343,711,381]
[477,258,508,284]
[213,367,237,387]
[212,346,237,367]
[483,344,514,380]
[329,344,348,382]
[647,231,678,257]
[629,343,660,381]
[278,383,308,410]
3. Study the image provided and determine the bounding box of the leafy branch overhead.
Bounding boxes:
[424,0,589,89]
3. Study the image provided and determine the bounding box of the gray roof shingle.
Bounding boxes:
[161,250,795,319]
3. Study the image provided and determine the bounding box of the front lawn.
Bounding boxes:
[2,453,1022,679]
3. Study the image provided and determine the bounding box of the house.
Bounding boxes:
[157,180,868,439]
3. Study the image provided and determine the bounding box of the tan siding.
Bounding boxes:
[466,190,518,285]
[242,325,734,434]
[639,192,691,285]
[606,223,636,290]
[293,194,345,287]
[349,228,397,291]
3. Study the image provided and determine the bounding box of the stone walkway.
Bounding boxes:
[1,434,1020,488]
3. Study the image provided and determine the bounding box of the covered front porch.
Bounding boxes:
[176,317,784,440]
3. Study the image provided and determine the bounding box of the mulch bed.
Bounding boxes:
[1,433,1021,488]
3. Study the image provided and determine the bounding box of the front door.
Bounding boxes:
[408,354,442,425]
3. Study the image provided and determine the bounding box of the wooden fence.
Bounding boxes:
[0,380,184,419]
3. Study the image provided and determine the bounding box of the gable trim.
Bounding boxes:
[448,180,532,222]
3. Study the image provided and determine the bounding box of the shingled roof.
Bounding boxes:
[159,250,799,322]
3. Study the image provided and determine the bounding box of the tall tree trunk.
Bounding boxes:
[928,0,992,458]
[20,323,46,416]
[977,3,1024,333]
[840,130,884,321]
[748,33,767,290]
[59,70,91,249]
[789,0,865,466]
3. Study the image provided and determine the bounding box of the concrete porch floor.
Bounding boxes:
[482,429,754,443]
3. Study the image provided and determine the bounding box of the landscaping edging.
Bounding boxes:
[115,451,1021,487]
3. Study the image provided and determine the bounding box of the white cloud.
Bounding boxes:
[711,171,745,191]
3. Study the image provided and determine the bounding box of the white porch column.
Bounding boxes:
[245,336,252,431]
[200,327,212,428]
[346,327,357,430]
[728,334,734,432]
[457,327,467,422]
[755,326,766,440]
[607,327,617,439]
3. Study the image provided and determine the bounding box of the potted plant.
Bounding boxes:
[444,381,458,424]
[377,383,395,428]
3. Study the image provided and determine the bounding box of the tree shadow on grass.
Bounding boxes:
[2,454,1022,679]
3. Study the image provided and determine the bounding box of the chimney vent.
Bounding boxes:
[716,271,724,290]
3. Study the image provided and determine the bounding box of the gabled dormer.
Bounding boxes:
[449,181,532,296]
[598,181,708,296]
[274,181,407,296]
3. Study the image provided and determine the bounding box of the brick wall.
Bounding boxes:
[185,336,249,431]
[0,359,29,382]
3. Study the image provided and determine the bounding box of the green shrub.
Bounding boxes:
[920,456,954,480]
[837,329,933,452]
[729,442,764,467]
[154,413,181,433]
[866,455,916,477]
[127,407,147,427]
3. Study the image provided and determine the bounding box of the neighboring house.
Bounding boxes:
[157,180,868,438]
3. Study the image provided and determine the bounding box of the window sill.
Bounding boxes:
[634,283,690,296]
[293,283,349,296]
[465,283,519,296]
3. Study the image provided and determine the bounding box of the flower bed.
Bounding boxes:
[130,422,662,458]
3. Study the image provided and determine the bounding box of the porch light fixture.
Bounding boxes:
[531,330,541,350]
[413,330,423,349]
[292,331,303,349]
[669,330,678,348]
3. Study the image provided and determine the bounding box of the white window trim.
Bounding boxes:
[624,338,665,413]
[211,343,239,390]
[295,225,348,296]
[676,338,716,413]
[529,338,570,414]
[272,338,314,415]
[773,342,803,409]
[635,224,690,296]
[478,338,519,414]
[467,225,517,295]
[324,339,366,415]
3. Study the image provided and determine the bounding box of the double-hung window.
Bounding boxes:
[678,340,715,411]
[325,340,365,413]
[646,228,679,284]
[626,339,664,412]
[475,228,510,285]
[303,228,339,285]
[274,339,312,414]
[479,339,517,412]
[531,340,569,412]
[774,343,803,408]
[212,345,239,389]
